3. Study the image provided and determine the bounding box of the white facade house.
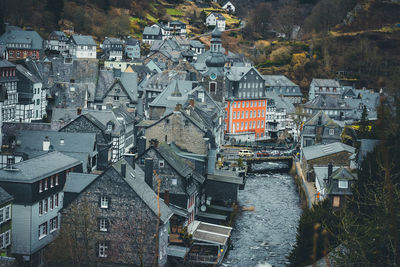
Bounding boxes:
[101,37,123,61]
[0,60,18,122]
[46,31,69,54]
[206,13,226,32]
[221,0,236,13]
[69,35,97,59]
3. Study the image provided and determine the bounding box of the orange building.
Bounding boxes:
[224,66,267,142]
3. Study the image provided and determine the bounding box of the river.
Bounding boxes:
[223,162,302,267]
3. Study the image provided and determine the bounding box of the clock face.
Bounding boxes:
[210,73,217,80]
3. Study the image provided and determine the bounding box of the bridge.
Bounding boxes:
[244,156,293,173]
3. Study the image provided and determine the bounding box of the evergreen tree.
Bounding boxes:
[358,105,369,139]
[46,0,64,26]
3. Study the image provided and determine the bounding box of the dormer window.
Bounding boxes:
[107,124,113,131]
[39,181,43,193]
[159,160,165,168]
[338,180,348,189]
[44,179,48,190]
[329,129,335,135]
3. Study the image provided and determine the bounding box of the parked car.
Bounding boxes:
[256,151,269,157]
[238,150,254,157]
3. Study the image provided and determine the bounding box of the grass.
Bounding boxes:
[223,13,240,26]
[166,8,184,16]
[145,13,158,24]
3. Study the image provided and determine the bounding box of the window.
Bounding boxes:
[50,176,54,188]
[39,201,43,216]
[233,112,236,119]
[50,217,58,232]
[38,222,48,239]
[55,175,59,185]
[100,196,109,209]
[39,180,43,193]
[250,111,252,118]
[159,160,165,168]
[113,96,119,101]
[50,196,54,210]
[332,196,340,208]
[55,193,59,208]
[246,111,248,118]
[4,205,10,221]
[237,112,240,119]
[172,178,177,185]
[329,129,335,135]
[99,219,108,232]
[44,178,48,190]
[241,111,244,118]
[209,82,216,94]
[44,199,48,213]
[99,242,108,257]
[338,180,348,189]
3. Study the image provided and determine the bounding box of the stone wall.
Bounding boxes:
[303,151,353,174]
[62,167,167,266]
[145,112,207,155]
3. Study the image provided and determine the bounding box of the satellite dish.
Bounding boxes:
[200,205,206,212]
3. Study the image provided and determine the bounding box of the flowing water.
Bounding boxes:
[223,162,302,267]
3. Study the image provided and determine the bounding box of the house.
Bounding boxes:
[0,24,43,60]
[171,36,190,51]
[0,152,82,266]
[61,159,172,266]
[94,68,138,112]
[309,78,342,100]
[300,110,342,149]
[15,64,46,122]
[136,142,205,229]
[342,88,380,121]
[205,169,243,207]
[189,40,205,56]
[220,0,236,13]
[168,20,187,36]
[12,130,98,173]
[101,37,123,61]
[68,35,97,59]
[0,186,13,256]
[0,60,18,122]
[206,13,226,32]
[46,31,68,54]
[263,75,302,104]
[142,26,163,45]
[265,92,296,139]
[301,95,352,121]
[143,108,209,155]
[224,66,267,142]
[124,37,140,59]
[326,166,356,209]
[300,142,355,176]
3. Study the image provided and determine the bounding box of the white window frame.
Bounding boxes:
[99,219,108,232]
[99,242,108,258]
[329,129,335,135]
[338,180,348,189]
[101,196,109,209]
[38,222,47,240]
[159,159,165,168]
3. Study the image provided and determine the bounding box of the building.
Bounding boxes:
[0,24,43,60]
[168,20,187,36]
[263,75,302,104]
[124,37,140,59]
[142,26,163,45]
[69,35,97,59]
[15,64,46,122]
[300,142,355,176]
[0,152,82,266]
[265,92,296,139]
[301,95,352,121]
[61,159,172,266]
[13,130,98,173]
[0,186,13,256]
[101,37,123,61]
[224,66,267,142]
[46,31,69,54]
[0,60,18,122]
[300,110,342,149]
[189,40,205,56]
[206,13,226,32]
[309,78,342,100]
[220,0,236,13]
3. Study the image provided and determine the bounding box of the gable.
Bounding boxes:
[59,115,108,144]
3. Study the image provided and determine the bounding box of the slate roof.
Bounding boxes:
[113,160,173,224]
[48,31,68,41]
[0,151,80,183]
[190,40,205,49]
[266,92,295,113]
[14,130,97,158]
[143,26,162,36]
[311,79,340,87]
[103,37,123,45]
[126,38,139,46]
[70,35,96,46]
[16,64,41,83]
[304,110,339,127]
[0,186,13,205]
[303,95,351,110]
[263,75,302,97]
[0,60,15,68]
[302,142,355,161]
[0,26,44,50]
[64,172,98,193]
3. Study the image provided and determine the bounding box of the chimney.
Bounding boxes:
[149,138,159,148]
[77,107,82,115]
[121,163,126,178]
[144,158,153,189]
[164,190,170,206]
[43,136,50,151]
[328,162,333,184]
[189,98,195,108]
[124,154,135,170]
[137,136,147,155]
